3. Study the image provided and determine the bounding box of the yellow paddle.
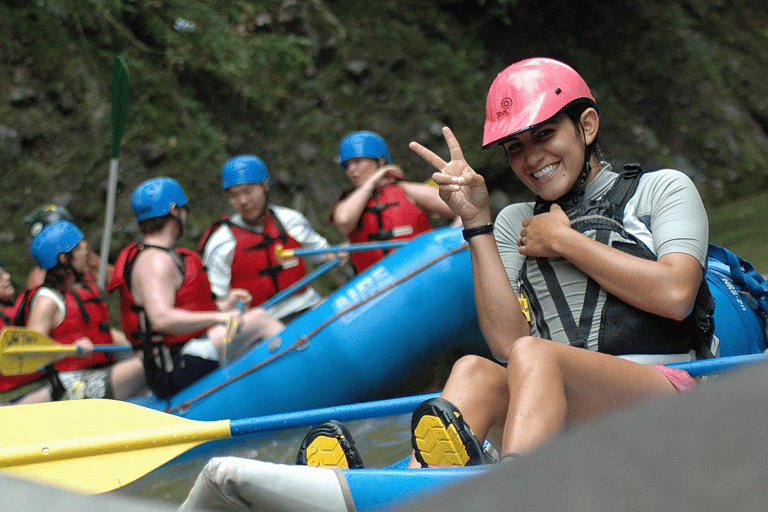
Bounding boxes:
[0,399,231,494]
[0,327,133,376]
[0,353,766,495]
[0,393,441,494]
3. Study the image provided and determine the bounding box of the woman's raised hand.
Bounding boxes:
[409,126,491,227]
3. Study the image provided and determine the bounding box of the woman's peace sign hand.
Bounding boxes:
[409,126,491,227]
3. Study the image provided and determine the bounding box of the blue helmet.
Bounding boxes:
[30,220,84,270]
[338,131,391,167]
[221,155,270,190]
[131,177,188,222]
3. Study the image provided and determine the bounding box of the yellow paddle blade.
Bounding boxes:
[0,399,232,494]
[0,327,78,376]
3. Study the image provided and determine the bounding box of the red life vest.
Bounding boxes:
[0,299,45,392]
[199,213,307,306]
[108,242,218,348]
[17,283,114,372]
[344,184,432,272]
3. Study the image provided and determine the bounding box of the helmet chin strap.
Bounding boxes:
[534,146,593,215]
[534,112,596,215]
[58,255,84,284]
[250,190,270,225]
[170,210,186,238]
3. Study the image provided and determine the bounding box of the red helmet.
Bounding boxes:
[482,57,597,149]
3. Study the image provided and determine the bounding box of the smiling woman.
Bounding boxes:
[501,109,599,203]
[404,56,715,466]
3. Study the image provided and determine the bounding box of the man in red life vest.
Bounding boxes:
[199,155,336,323]
[330,131,456,273]
[108,177,285,399]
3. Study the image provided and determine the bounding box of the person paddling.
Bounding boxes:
[108,177,285,400]
[199,155,338,323]
[12,221,146,403]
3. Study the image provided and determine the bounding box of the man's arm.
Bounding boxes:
[132,248,229,334]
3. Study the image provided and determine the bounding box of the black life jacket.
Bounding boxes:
[520,164,714,358]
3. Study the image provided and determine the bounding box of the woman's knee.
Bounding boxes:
[452,354,499,377]
[445,355,507,393]
[507,336,560,369]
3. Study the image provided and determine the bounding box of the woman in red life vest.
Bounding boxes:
[331,131,457,273]
[16,221,145,403]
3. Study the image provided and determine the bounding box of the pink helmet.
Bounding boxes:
[482,57,597,149]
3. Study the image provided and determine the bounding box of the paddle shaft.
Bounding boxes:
[279,240,407,258]
[0,393,438,468]
[98,56,129,290]
[260,257,341,310]
[2,344,132,356]
[1,352,766,494]
[668,352,768,377]
[222,300,244,366]
[229,391,440,436]
[97,158,119,291]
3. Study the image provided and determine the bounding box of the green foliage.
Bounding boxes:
[0,0,766,292]
[708,190,768,274]
[476,0,520,25]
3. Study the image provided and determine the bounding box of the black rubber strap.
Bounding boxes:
[462,223,494,241]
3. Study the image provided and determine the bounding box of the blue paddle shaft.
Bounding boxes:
[226,353,768,437]
[229,392,439,436]
[287,241,407,257]
[668,352,768,377]
[260,258,341,309]
[76,345,134,354]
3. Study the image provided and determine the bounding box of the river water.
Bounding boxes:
[111,350,460,507]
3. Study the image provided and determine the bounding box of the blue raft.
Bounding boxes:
[129,227,487,421]
[174,354,768,512]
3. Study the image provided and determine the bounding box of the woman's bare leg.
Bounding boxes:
[502,336,680,456]
[407,355,508,468]
[14,385,52,404]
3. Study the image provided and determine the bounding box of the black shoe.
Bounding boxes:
[296,420,365,469]
[411,397,485,468]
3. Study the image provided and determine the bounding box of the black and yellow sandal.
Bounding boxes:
[411,397,485,468]
[295,420,365,469]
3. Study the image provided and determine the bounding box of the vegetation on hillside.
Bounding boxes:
[1,0,766,286]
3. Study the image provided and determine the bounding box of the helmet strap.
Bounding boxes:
[59,255,83,284]
[533,146,593,215]
[169,206,186,238]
